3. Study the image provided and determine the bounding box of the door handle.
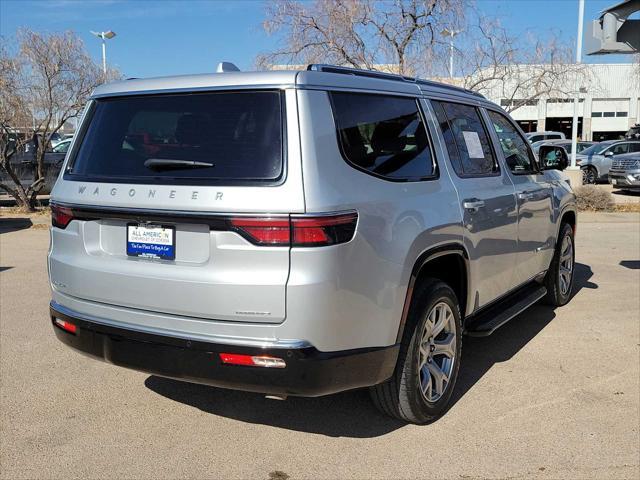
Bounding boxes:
[517,191,533,201]
[462,199,485,212]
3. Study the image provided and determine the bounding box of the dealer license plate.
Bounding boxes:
[127,224,175,260]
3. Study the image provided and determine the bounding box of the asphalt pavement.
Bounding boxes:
[1,212,638,479]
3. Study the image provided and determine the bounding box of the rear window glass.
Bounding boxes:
[67,91,284,185]
[329,92,435,181]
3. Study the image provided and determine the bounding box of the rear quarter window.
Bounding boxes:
[329,92,436,181]
[66,90,285,186]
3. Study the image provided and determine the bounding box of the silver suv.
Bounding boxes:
[48,65,577,424]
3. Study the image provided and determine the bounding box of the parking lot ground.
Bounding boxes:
[1,213,639,480]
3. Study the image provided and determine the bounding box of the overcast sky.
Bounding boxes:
[0,0,631,78]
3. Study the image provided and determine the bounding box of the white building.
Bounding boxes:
[480,63,639,141]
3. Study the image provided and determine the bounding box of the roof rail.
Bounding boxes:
[306,64,485,99]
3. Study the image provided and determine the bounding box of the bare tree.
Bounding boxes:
[258,0,465,76]
[444,19,591,113]
[0,30,115,211]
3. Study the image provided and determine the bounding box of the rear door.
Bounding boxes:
[49,89,304,323]
[485,108,555,284]
[430,100,518,309]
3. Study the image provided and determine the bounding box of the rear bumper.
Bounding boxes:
[50,303,398,397]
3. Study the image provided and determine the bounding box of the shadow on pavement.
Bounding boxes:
[145,263,596,437]
[619,260,639,270]
[612,189,640,197]
[0,217,33,234]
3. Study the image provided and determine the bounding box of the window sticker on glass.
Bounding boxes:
[462,131,485,159]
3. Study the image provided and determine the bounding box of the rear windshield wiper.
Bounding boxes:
[144,159,214,171]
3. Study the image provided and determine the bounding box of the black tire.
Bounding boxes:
[370,279,462,424]
[544,222,575,306]
[582,167,597,184]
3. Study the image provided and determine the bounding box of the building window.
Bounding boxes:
[592,112,603,117]
[616,111,628,117]
[500,99,538,108]
[547,98,584,103]
[603,112,615,117]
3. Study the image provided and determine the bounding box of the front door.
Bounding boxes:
[485,109,555,284]
[429,100,518,311]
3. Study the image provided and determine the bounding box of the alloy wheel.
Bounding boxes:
[558,234,574,296]
[418,302,457,403]
[582,168,596,184]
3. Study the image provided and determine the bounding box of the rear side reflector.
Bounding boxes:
[53,318,77,334]
[229,211,357,247]
[219,353,286,368]
[51,204,74,229]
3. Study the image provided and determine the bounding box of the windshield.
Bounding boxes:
[67,90,284,185]
[579,142,612,156]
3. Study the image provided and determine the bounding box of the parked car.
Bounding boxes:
[48,65,577,424]
[531,139,595,156]
[525,131,566,143]
[608,152,640,191]
[625,124,640,140]
[0,139,70,195]
[576,140,640,184]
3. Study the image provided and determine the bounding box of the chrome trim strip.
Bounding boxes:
[50,301,313,349]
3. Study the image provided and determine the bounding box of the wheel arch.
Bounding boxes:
[395,244,469,343]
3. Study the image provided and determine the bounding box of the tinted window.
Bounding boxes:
[67,91,284,185]
[528,134,544,143]
[487,110,537,173]
[432,101,497,176]
[330,92,435,180]
[628,143,640,153]
[546,134,562,140]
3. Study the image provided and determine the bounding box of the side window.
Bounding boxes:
[629,143,640,153]
[487,110,538,174]
[53,142,70,153]
[329,92,435,180]
[432,100,498,176]
[610,143,629,155]
[546,134,561,140]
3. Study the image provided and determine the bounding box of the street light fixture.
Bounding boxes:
[570,0,585,174]
[441,28,463,79]
[90,30,116,76]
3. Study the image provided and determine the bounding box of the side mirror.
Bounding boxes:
[538,145,569,171]
[604,150,614,157]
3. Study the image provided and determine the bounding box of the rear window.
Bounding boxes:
[66,90,284,185]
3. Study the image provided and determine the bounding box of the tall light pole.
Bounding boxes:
[570,0,585,173]
[90,30,116,76]
[441,28,462,79]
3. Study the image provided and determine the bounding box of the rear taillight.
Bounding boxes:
[229,218,291,245]
[291,212,358,246]
[229,212,357,247]
[51,204,74,229]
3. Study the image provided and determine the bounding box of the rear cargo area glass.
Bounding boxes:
[67,90,284,185]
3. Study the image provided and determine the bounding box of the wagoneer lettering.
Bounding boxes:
[48,64,576,424]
